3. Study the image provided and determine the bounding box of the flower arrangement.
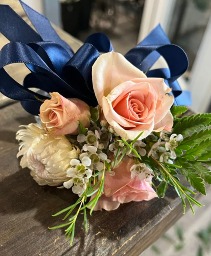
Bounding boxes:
[0,0,211,246]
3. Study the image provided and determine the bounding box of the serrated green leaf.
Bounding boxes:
[151,157,202,212]
[187,172,206,195]
[173,113,211,137]
[176,128,211,156]
[197,147,211,162]
[183,139,211,161]
[176,161,208,194]
[171,106,188,117]
[194,162,211,184]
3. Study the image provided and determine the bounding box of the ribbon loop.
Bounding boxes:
[63,44,99,93]
[85,33,113,52]
[28,42,72,75]
[125,25,190,105]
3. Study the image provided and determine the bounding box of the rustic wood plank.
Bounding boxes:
[0,102,183,256]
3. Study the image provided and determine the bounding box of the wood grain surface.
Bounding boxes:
[0,103,184,256]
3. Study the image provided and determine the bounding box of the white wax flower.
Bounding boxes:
[130,163,153,182]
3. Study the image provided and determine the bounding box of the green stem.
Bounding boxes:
[121,139,142,161]
[151,157,202,212]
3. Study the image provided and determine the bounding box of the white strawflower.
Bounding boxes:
[16,123,79,186]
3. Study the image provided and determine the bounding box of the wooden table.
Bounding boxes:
[0,1,183,255]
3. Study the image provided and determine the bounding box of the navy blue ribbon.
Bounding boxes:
[125,25,191,105]
[0,1,191,115]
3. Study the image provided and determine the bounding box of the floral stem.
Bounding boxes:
[151,157,202,212]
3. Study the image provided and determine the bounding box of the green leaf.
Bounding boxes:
[183,139,211,161]
[69,223,75,245]
[197,246,204,256]
[131,131,144,144]
[90,106,100,122]
[88,169,105,215]
[151,245,161,255]
[175,226,184,242]
[151,157,202,213]
[174,243,184,251]
[83,208,89,232]
[49,222,71,230]
[177,162,206,195]
[176,128,211,156]
[197,147,211,162]
[194,162,211,184]
[171,105,188,117]
[173,113,211,137]
[156,181,168,198]
[86,187,100,197]
[105,160,111,170]
[197,228,211,247]
[187,172,206,195]
[78,121,88,135]
[121,138,142,161]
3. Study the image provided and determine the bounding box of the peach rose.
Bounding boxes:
[40,92,90,135]
[94,157,157,211]
[92,52,174,140]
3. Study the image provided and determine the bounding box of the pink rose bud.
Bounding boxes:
[40,92,90,135]
[93,156,157,211]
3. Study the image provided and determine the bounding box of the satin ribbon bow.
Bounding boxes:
[0,0,191,115]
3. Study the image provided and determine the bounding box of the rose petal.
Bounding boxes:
[102,96,155,141]
[154,111,173,132]
[92,52,146,106]
[112,179,157,203]
[148,79,174,124]
[104,156,134,196]
[92,195,120,211]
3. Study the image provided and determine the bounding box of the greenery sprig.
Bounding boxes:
[146,106,211,212]
[49,168,106,245]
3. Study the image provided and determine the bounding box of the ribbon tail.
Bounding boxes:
[0,5,41,43]
[19,0,73,55]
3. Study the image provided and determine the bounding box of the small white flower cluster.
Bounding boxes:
[109,138,146,157]
[63,128,110,196]
[130,163,153,182]
[128,141,147,157]
[148,133,183,164]
[63,159,92,196]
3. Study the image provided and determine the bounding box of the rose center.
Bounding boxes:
[129,98,147,119]
[49,111,57,122]
[48,106,63,127]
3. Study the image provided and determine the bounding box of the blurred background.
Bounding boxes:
[23,0,211,114]
[3,1,211,255]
